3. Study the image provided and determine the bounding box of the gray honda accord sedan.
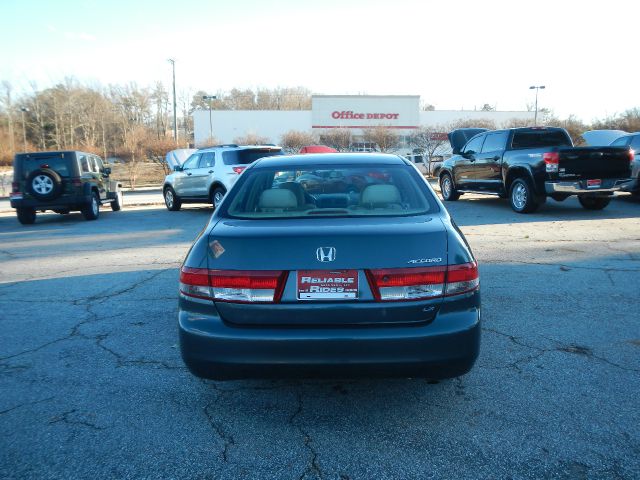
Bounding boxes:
[178,153,480,380]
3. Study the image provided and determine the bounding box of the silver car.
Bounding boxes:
[163,145,283,210]
[610,133,640,195]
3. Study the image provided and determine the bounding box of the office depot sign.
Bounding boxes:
[312,95,419,129]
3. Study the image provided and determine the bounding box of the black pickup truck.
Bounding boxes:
[439,127,633,213]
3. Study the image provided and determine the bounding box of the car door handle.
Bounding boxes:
[491,155,500,161]
[469,158,476,162]
[186,172,192,176]
[208,170,214,173]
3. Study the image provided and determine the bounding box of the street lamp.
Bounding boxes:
[202,95,217,143]
[529,85,546,126]
[20,107,29,151]
[168,59,177,142]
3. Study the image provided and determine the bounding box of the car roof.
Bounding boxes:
[253,153,407,168]
[15,150,92,158]
[197,144,280,152]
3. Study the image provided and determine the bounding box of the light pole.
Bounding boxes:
[20,107,29,151]
[529,85,545,125]
[168,59,177,142]
[202,95,216,143]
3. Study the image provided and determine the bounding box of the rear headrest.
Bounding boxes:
[279,182,305,206]
[258,189,298,209]
[360,184,401,205]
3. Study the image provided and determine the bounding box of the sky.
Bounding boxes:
[1,0,638,122]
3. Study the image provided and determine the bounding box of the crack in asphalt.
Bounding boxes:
[48,408,106,431]
[289,388,323,480]
[0,396,55,416]
[203,399,236,463]
[482,327,640,373]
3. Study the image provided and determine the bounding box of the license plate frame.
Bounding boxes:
[297,269,359,301]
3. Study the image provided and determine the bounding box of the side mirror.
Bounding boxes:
[452,147,461,155]
[173,165,183,172]
[103,167,111,175]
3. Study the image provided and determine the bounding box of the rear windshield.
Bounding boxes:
[222,148,283,165]
[222,164,438,219]
[511,130,572,149]
[21,155,72,178]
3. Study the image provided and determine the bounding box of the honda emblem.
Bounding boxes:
[316,247,336,262]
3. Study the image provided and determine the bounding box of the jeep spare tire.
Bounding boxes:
[26,169,62,201]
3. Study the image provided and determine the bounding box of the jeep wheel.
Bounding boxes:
[211,187,226,209]
[164,187,181,211]
[111,190,123,211]
[509,177,541,213]
[439,173,460,201]
[578,196,611,210]
[27,169,62,201]
[16,208,36,225]
[82,193,100,220]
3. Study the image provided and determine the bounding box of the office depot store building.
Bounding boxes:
[192,94,533,152]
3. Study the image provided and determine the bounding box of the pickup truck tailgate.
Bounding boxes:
[559,147,631,179]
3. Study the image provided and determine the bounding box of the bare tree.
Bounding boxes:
[449,118,497,130]
[319,129,352,152]
[280,130,316,153]
[233,133,271,145]
[362,126,400,153]
[408,125,449,174]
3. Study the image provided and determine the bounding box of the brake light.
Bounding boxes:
[629,149,635,163]
[71,177,82,186]
[366,262,478,302]
[11,182,19,192]
[543,152,559,172]
[232,166,246,174]
[179,267,288,303]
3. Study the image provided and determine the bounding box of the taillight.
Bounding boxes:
[366,262,478,302]
[11,182,19,192]
[629,149,635,163]
[232,166,246,174]
[543,152,559,172]
[179,267,288,303]
[71,177,82,186]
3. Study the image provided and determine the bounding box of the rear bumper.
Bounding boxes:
[545,179,633,195]
[178,293,481,380]
[10,194,92,210]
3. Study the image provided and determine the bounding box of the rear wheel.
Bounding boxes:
[578,196,611,210]
[439,173,460,201]
[211,187,226,209]
[82,192,100,220]
[16,208,36,225]
[111,190,123,211]
[509,177,541,213]
[164,187,181,211]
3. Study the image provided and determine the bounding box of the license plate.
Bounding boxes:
[587,179,601,189]
[297,270,358,300]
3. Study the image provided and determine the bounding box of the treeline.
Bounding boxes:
[0,79,312,166]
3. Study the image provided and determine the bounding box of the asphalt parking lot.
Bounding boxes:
[1,193,639,479]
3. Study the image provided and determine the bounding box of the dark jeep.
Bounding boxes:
[9,151,123,224]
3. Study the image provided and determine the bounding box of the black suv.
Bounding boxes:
[9,151,123,224]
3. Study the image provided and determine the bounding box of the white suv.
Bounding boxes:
[163,144,283,210]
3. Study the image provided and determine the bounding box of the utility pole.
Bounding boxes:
[168,59,177,142]
[529,85,546,126]
[20,107,29,151]
[202,95,217,143]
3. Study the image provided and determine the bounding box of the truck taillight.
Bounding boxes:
[543,152,559,172]
[232,166,246,174]
[629,149,635,163]
[366,262,479,302]
[179,267,288,303]
[71,177,82,186]
[11,182,19,192]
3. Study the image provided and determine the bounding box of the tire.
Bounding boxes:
[509,177,541,213]
[16,208,36,225]
[26,169,62,201]
[111,190,123,211]
[439,173,460,201]
[164,187,181,211]
[211,187,226,209]
[578,196,611,210]
[82,192,100,220]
